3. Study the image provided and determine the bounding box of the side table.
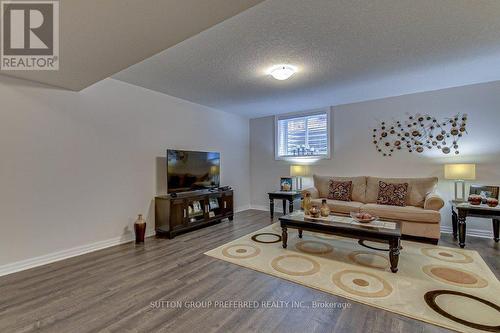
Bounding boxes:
[268,191,302,219]
[450,200,500,248]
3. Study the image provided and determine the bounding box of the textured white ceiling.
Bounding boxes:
[114,0,500,118]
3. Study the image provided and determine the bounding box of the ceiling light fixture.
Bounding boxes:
[268,64,297,81]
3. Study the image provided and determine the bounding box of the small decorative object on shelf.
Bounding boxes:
[309,205,321,218]
[372,113,468,157]
[303,192,312,215]
[134,214,146,243]
[487,198,499,207]
[320,199,330,217]
[280,177,293,191]
[468,195,482,205]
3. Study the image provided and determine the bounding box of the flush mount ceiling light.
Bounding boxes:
[268,64,297,80]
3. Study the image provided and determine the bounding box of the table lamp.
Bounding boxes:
[290,165,311,190]
[444,164,476,202]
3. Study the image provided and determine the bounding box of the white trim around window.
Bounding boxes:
[274,107,332,161]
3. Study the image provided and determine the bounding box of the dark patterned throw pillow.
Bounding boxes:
[328,180,353,201]
[377,181,409,206]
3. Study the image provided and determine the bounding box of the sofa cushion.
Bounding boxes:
[360,203,440,224]
[328,180,352,201]
[314,175,367,202]
[366,177,438,207]
[377,181,408,206]
[311,199,363,214]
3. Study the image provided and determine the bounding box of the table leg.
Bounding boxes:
[270,198,274,219]
[458,208,467,248]
[298,229,303,238]
[289,200,294,214]
[451,208,458,240]
[282,226,288,248]
[389,238,400,273]
[282,200,287,215]
[493,219,499,242]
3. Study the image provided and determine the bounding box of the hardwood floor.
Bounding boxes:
[0,209,498,333]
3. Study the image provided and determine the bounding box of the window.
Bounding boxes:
[275,109,331,160]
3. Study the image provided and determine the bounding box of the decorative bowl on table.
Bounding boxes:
[468,195,482,205]
[487,198,499,207]
[350,212,377,223]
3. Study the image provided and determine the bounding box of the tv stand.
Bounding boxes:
[155,189,234,239]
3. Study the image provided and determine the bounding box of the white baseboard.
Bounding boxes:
[250,204,270,212]
[440,225,493,239]
[235,204,251,213]
[0,230,156,277]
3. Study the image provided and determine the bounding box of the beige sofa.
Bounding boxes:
[302,175,445,242]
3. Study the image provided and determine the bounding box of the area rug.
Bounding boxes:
[205,223,500,333]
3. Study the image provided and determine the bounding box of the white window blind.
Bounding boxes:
[276,111,330,159]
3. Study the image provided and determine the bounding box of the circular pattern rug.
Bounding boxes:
[424,290,500,332]
[422,265,488,288]
[295,240,333,255]
[251,233,282,244]
[205,223,499,333]
[221,244,261,259]
[421,247,473,264]
[332,269,393,298]
[271,254,320,276]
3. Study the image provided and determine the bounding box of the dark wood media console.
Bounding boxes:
[155,189,234,239]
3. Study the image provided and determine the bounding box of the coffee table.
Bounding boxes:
[279,212,402,273]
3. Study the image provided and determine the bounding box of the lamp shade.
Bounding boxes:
[290,165,311,177]
[444,164,476,180]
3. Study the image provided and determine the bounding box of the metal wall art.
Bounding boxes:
[372,114,468,156]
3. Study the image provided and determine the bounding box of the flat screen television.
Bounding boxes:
[167,149,220,193]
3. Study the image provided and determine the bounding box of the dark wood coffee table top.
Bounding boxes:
[279,212,401,239]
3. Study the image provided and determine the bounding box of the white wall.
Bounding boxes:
[250,81,500,236]
[0,76,250,269]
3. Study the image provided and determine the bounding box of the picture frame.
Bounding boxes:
[469,185,499,200]
[209,197,219,210]
[280,177,293,191]
[192,200,202,213]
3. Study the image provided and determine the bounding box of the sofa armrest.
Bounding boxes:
[424,192,445,211]
[301,187,319,199]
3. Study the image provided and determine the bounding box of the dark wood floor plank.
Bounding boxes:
[0,209,497,333]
